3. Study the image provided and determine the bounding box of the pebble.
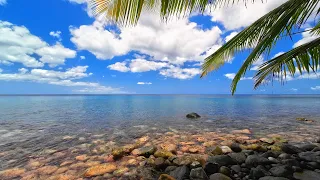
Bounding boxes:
[84,164,117,177]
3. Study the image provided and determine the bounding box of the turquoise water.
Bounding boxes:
[0,95,319,171]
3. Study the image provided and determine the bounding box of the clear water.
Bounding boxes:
[0,95,319,172]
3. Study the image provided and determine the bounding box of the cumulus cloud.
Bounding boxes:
[225,32,238,42]
[70,11,222,65]
[159,66,201,80]
[137,82,152,85]
[311,86,320,90]
[250,56,265,71]
[80,56,86,60]
[207,0,287,30]
[0,66,124,93]
[0,21,76,67]
[49,31,62,41]
[108,62,130,72]
[224,73,252,80]
[293,29,320,48]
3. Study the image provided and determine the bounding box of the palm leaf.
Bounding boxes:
[201,0,320,94]
[254,37,320,88]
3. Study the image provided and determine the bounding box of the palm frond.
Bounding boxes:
[254,37,320,88]
[201,0,320,94]
[89,0,260,26]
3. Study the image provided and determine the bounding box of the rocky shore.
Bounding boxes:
[0,128,319,180]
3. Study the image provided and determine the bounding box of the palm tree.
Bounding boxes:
[90,0,320,94]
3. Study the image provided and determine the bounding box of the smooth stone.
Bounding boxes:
[245,155,272,167]
[299,144,318,151]
[169,165,190,180]
[155,157,167,169]
[208,155,237,166]
[281,144,303,154]
[154,150,174,159]
[190,167,209,180]
[312,147,320,152]
[268,157,280,164]
[298,151,320,163]
[219,166,231,176]
[259,176,290,180]
[158,174,176,180]
[269,165,293,178]
[250,165,270,179]
[132,146,157,157]
[84,164,117,177]
[262,151,278,158]
[186,113,201,119]
[209,173,232,180]
[281,159,300,167]
[230,165,241,173]
[230,143,242,152]
[221,146,233,154]
[190,161,202,169]
[306,162,320,169]
[278,153,291,160]
[260,138,275,145]
[211,146,223,155]
[228,152,246,164]
[231,129,251,134]
[314,138,320,143]
[161,144,177,154]
[165,166,178,173]
[293,170,320,180]
[113,167,129,177]
[0,168,25,179]
[204,162,219,176]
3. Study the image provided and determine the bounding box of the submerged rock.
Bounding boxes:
[211,146,223,155]
[132,146,157,157]
[158,174,176,180]
[259,176,290,180]
[281,144,303,154]
[228,152,246,164]
[186,113,201,119]
[260,138,275,145]
[298,151,320,163]
[296,117,314,123]
[230,143,242,152]
[84,163,117,177]
[154,150,174,159]
[0,168,25,179]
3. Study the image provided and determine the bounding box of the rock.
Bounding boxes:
[191,161,202,169]
[314,138,320,143]
[298,151,320,163]
[312,147,320,152]
[84,164,117,177]
[211,146,223,155]
[231,129,251,134]
[296,117,314,123]
[293,170,320,180]
[261,151,278,158]
[189,147,199,153]
[260,138,275,145]
[161,144,177,154]
[269,165,293,178]
[37,166,58,175]
[209,173,232,180]
[221,146,233,154]
[154,150,174,159]
[165,166,178,173]
[306,162,320,169]
[155,157,168,169]
[245,155,272,167]
[132,146,157,157]
[186,113,201,119]
[281,144,303,154]
[244,144,267,152]
[230,165,241,173]
[158,174,176,180]
[259,177,290,180]
[75,154,88,161]
[169,165,190,180]
[278,153,291,160]
[0,168,25,179]
[208,155,237,166]
[268,157,280,164]
[281,159,299,167]
[230,143,242,152]
[219,166,230,176]
[299,144,318,151]
[228,152,246,164]
[190,167,209,180]
[250,165,269,180]
[113,167,129,176]
[112,148,127,159]
[204,162,219,176]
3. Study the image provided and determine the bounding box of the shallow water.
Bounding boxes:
[0,95,319,178]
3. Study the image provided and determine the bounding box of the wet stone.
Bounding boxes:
[190,161,202,169]
[228,152,246,164]
[208,155,237,166]
[260,138,275,145]
[219,166,231,176]
[230,165,241,173]
[269,165,293,178]
[84,163,117,177]
[0,168,25,179]
[169,165,190,180]
[245,155,272,167]
[158,174,176,180]
[230,143,242,152]
[132,146,157,157]
[209,173,232,180]
[294,170,320,180]
[298,151,320,163]
[211,146,223,155]
[204,162,219,176]
[259,177,290,180]
[186,112,201,119]
[154,150,174,159]
[299,144,318,151]
[190,167,209,180]
[113,167,129,177]
[281,144,303,154]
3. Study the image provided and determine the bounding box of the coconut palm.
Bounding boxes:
[90,0,320,94]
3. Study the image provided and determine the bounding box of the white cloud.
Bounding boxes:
[108,62,130,72]
[137,82,152,85]
[49,31,62,41]
[225,32,238,42]
[0,0,6,6]
[290,88,298,92]
[273,52,285,58]
[130,59,168,73]
[0,66,124,93]
[293,29,320,48]
[207,0,287,30]
[311,86,320,90]
[68,0,87,4]
[224,73,252,80]
[70,11,222,65]
[159,66,201,80]
[0,21,76,67]
[80,56,86,60]
[250,56,264,71]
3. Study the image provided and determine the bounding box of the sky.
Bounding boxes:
[0,0,319,94]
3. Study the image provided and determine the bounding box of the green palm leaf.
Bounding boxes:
[254,37,320,88]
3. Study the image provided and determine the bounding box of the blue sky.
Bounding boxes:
[0,0,319,94]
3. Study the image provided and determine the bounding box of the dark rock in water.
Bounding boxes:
[281,144,303,154]
[242,150,254,156]
[268,157,280,164]
[158,174,176,180]
[219,166,230,176]
[269,165,293,178]
[293,170,320,180]
[190,167,209,180]
[250,165,270,179]
[190,161,202,169]
[230,143,242,152]
[296,117,314,123]
[228,152,246,164]
[208,155,237,166]
[278,153,291,160]
[204,162,219,176]
[209,173,231,180]
[292,166,303,172]
[230,165,241,173]
[211,146,223,155]
[298,151,320,163]
[281,159,299,167]
[245,155,272,167]
[132,146,157,157]
[186,112,201,119]
[299,144,318,151]
[259,176,290,180]
[169,165,190,180]
[261,151,277,158]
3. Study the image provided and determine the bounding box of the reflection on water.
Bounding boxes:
[0,95,319,178]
